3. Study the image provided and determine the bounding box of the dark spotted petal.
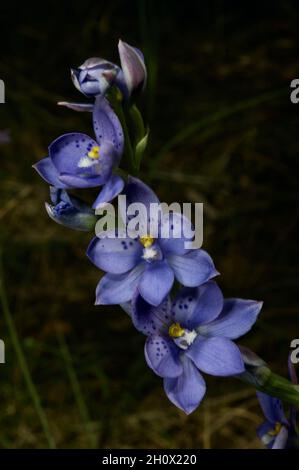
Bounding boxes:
[145,334,182,378]
[132,293,172,336]
[93,97,124,158]
[86,233,142,274]
[172,281,223,330]
[49,133,97,175]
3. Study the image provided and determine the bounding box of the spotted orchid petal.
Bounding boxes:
[145,334,183,378]
[119,176,160,230]
[132,293,172,336]
[87,232,142,275]
[50,136,117,188]
[158,211,194,256]
[50,132,98,175]
[93,97,124,159]
[172,281,224,330]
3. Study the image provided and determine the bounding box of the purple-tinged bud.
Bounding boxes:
[237,346,299,409]
[71,58,120,97]
[45,187,97,231]
[118,40,147,96]
[239,346,267,368]
[237,346,270,388]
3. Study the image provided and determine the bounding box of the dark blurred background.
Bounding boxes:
[0,0,299,449]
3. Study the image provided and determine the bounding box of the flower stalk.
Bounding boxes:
[237,347,299,409]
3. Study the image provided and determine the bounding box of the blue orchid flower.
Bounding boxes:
[257,358,298,449]
[130,281,262,414]
[45,187,97,231]
[71,40,146,99]
[33,97,124,207]
[87,177,218,307]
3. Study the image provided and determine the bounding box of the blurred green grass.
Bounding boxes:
[0,0,299,448]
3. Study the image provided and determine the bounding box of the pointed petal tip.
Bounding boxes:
[32,162,42,173]
[206,267,221,280]
[183,407,197,416]
[247,299,264,313]
[256,300,264,312]
[92,201,108,211]
[44,202,54,217]
[118,38,124,48]
[174,402,199,415]
[70,68,78,79]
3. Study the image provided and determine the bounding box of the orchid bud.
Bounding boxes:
[71,58,119,97]
[117,40,147,96]
[45,187,97,231]
[237,346,270,388]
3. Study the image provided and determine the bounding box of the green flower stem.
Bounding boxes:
[126,104,149,171]
[263,371,299,408]
[118,104,137,174]
[127,104,145,144]
[0,253,56,449]
[237,364,299,409]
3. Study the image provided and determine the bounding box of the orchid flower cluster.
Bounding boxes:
[33,40,299,448]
